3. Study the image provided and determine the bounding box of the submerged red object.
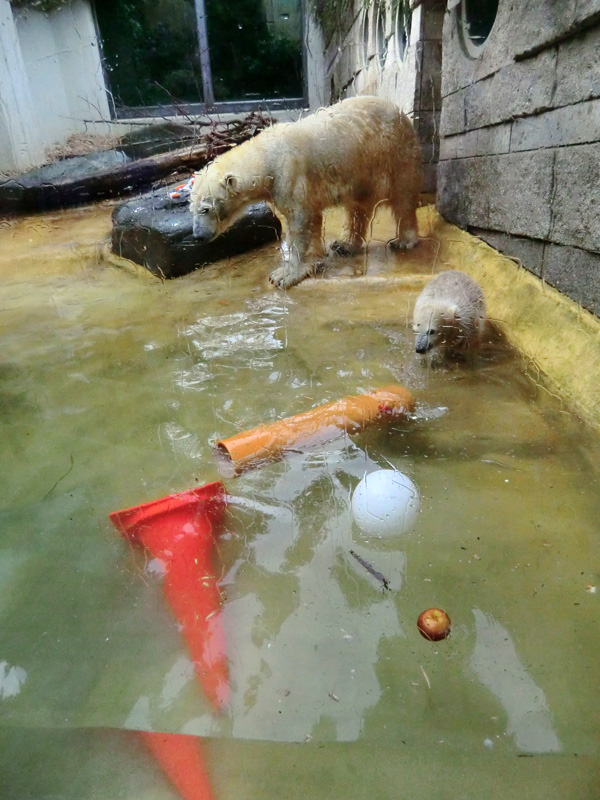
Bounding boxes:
[109,481,228,710]
[142,731,214,800]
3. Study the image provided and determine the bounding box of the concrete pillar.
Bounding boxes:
[0,0,44,172]
[14,1,112,143]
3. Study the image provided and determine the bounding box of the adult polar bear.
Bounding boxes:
[190,96,422,288]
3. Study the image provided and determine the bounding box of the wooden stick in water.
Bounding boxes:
[349,549,390,590]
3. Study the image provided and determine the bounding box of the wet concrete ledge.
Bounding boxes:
[420,209,600,433]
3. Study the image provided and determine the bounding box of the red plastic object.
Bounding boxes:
[141,731,214,800]
[110,482,228,710]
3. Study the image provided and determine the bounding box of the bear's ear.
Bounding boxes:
[222,173,239,194]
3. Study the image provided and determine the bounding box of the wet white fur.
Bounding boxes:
[412,270,486,357]
[190,96,422,288]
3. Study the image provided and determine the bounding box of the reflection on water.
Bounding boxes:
[161,422,205,461]
[1,204,599,797]
[0,661,27,699]
[222,448,404,744]
[470,609,561,753]
[184,300,289,363]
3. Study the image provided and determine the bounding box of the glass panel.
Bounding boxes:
[205,0,303,102]
[462,0,499,47]
[95,0,203,108]
[394,0,412,62]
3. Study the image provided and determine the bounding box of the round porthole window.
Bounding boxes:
[459,0,499,57]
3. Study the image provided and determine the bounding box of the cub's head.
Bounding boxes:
[189,164,241,241]
[412,302,456,354]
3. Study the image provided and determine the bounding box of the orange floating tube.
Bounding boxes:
[215,384,415,475]
[141,731,214,800]
[109,482,228,711]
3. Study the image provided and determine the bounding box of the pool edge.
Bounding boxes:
[429,208,600,433]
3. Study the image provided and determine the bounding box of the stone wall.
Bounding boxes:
[437,0,600,316]
[318,0,444,193]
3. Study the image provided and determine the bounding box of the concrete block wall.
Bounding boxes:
[437,0,600,316]
[318,0,444,193]
[413,0,443,194]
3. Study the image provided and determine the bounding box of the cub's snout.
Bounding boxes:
[415,334,433,354]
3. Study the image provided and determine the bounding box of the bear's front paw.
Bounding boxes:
[269,262,320,289]
[328,240,362,257]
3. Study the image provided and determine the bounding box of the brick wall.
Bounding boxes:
[437,0,600,316]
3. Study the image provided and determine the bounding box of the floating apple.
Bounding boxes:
[417,608,451,641]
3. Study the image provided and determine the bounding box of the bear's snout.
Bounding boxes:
[192,219,214,241]
[415,334,432,354]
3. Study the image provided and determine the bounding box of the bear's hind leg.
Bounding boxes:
[270,211,324,289]
[329,204,373,256]
[389,194,419,251]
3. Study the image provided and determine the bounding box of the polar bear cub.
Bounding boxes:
[190,96,422,289]
[412,270,486,356]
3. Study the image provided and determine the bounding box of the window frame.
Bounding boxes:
[457,0,499,59]
[95,0,308,120]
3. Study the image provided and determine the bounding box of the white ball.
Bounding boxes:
[351,469,420,537]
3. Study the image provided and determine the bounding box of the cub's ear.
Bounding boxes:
[222,173,239,193]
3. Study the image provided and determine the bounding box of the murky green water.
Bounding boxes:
[1,204,599,798]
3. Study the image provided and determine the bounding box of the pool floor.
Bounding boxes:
[0,202,599,798]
